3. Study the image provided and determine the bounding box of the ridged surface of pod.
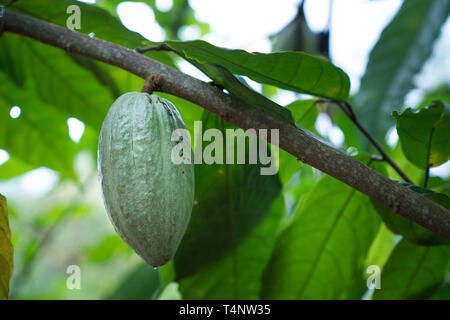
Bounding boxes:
[98,92,194,266]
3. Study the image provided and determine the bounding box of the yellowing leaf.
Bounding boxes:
[0,194,13,300]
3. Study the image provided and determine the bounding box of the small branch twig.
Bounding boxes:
[339,101,413,184]
[318,99,413,184]
[2,11,450,240]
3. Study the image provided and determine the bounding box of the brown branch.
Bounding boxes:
[2,11,450,241]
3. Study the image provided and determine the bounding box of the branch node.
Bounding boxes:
[142,74,163,94]
[389,202,399,213]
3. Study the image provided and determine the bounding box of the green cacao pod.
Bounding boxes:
[98,92,194,267]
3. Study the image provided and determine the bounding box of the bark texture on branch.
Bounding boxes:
[2,11,450,241]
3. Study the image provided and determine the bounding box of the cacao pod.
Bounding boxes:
[98,92,194,267]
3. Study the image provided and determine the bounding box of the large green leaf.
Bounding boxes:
[25,39,113,130]
[286,99,319,133]
[419,84,450,108]
[9,0,143,48]
[164,54,295,125]
[393,100,450,169]
[0,156,35,180]
[0,30,25,87]
[365,224,397,270]
[262,159,383,299]
[178,195,285,299]
[0,195,13,300]
[84,234,130,263]
[0,33,113,130]
[0,73,77,177]
[373,239,449,299]
[330,104,359,149]
[174,111,282,280]
[353,0,450,142]
[10,0,176,66]
[163,40,350,101]
[429,284,450,299]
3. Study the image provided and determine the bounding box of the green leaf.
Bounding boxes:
[371,182,448,246]
[170,56,295,124]
[10,0,176,66]
[427,176,450,197]
[286,99,319,132]
[156,261,176,298]
[365,224,397,270]
[262,159,383,299]
[330,104,359,149]
[418,84,450,108]
[174,111,282,280]
[0,30,25,87]
[393,100,450,169]
[281,165,321,218]
[429,284,450,300]
[10,0,143,48]
[69,56,122,98]
[0,73,77,178]
[23,39,113,130]
[108,263,159,300]
[373,239,449,300]
[84,234,130,263]
[0,194,13,300]
[353,0,450,142]
[0,33,113,130]
[178,195,285,299]
[163,40,350,101]
[0,156,35,180]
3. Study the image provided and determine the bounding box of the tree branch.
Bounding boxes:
[2,11,450,241]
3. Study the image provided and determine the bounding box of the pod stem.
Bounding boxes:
[142,73,163,95]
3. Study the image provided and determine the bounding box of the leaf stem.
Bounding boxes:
[322,99,413,184]
[423,167,430,188]
[135,44,173,54]
[423,127,434,188]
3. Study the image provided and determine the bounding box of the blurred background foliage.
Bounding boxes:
[0,0,449,299]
